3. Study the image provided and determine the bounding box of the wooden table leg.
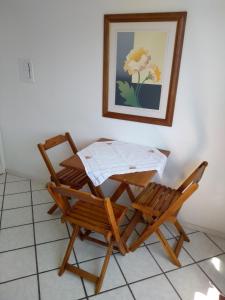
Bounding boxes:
[110,182,127,202]
[126,185,136,202]
[87,180,105,198]
[111,182,140,203]
[95,186,105,198]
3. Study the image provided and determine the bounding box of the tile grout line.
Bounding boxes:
[3,188,47,197]
[175,232,225,265]
[164,223,198,237]
[144,243,182,300]
[65,223,89,300]
[1,216,62,230]
[0,273,38,285]
[3,237,223,274]
[1,243,224,292]
[178,238,224,295]
[2,201,54,212]
[163,222,225,263]
[196,262,223,295]
[30,180,41,300]
[115,216,138,299]
[4,179,31,184]
[163,222,225,294]
[87,283,128,300]
[0,237,70,255]
[137,216,219,298]
[204,232,225,253]
[0,172,8,229]
[112,253,137,300]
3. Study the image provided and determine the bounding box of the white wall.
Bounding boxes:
[0,0,225,234]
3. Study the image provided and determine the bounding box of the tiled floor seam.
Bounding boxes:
[178,237,225,295]
[0,244,35,255]
[88,283,129,299]
[65,223,89,300]
[161,221,225,295]
[0,172,7,229]
[0,236,73,254]
[144,244,182,300]
[112,253,137,300]
[2,201,53,211]
[204,232,225,253]
[30,180,41,300]
[36,248,225,285]
[0,273,37,285]
[1,216,62,230]
[179,234,225,266]
[164,223,198,237]
[196,262,223,294]
[4,188,46,196]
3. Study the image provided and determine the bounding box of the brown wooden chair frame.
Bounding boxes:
[38,132,95,214]
[47,183,128,294]
[124,161,208,267]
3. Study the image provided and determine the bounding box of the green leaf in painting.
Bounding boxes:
[117,81,140,107]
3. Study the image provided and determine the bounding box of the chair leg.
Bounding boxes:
[95,241,113,294]
[47,203,58,215]
[129,218,155,252]
[58,225,80,276]
[174,220,190,242]
[121,211,142,244]
[118,240,129,255]
[156,228,181,267]
[87,181,99,197]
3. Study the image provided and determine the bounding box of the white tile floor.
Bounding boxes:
[0,172,225,300]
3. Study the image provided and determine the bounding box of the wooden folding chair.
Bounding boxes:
[38,132,96,215]
[47,183,128,294]
[127,161,208,267]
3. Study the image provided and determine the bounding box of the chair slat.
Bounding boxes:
[137,183,158,205]
[67,211,110,229]
[70,207,109,225]
[147,185,168,207]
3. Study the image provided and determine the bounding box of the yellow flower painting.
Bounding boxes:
[115,31,167,109]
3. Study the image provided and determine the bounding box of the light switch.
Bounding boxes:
[18,58,35,83]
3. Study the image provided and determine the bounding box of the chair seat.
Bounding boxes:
[52,168,88,189]
[136,182,181,214]
[67,200,127,234]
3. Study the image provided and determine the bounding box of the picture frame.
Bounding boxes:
[102,12,187,126]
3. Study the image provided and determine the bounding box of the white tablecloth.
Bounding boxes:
[77,141,167,186]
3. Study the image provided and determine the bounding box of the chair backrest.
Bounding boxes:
[38,132,78,185]
[47,183,122,244]
[177,161,208,193]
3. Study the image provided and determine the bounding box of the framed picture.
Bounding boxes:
[102,12,187,126]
